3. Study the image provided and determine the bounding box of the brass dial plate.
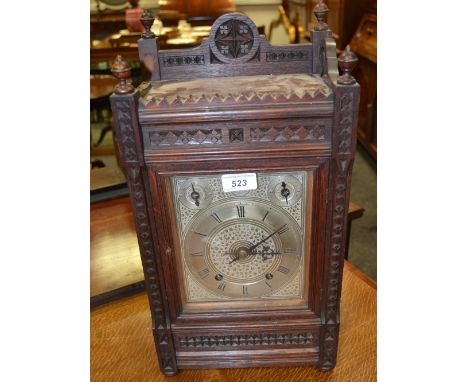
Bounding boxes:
[172,171,308,302]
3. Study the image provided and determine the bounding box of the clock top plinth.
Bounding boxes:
[138,74,333,113]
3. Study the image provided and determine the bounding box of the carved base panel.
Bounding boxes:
[176,348,318,369]
[170,324,321,369]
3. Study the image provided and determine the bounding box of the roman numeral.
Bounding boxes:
[198,268,210,278]
[262,210,269,222]
[277,266,290,274]
[217,282,226,291]
[277,225,289,235]
[190,251,203,256]
[265,280,272,289]
[237,205,245,218]
[210,212,222,224]
[242,285,248,295]
[284,248,297,254]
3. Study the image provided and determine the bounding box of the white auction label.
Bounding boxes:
[221,173,257,193]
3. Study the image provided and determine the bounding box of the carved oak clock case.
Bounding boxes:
[110,8,359,376]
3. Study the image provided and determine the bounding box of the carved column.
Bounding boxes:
[319,47,360,371]
[110,56,178,376]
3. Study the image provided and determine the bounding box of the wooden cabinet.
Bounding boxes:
[288,0,375,49]
[109,11,360,376]
[350,12,377,160]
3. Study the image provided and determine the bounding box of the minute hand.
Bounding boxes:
[248,224,287,253]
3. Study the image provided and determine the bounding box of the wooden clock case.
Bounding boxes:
[109,6,360,376]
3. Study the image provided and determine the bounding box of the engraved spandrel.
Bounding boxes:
[173,172,307,236]
[269,271,301,298]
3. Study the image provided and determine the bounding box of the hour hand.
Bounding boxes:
[228,255,240,264]
[224,252,240,264]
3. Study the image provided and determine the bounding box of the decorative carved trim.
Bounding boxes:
[251,123,328,143]
[144,122,332,149]
[229,128,244,143]
[178,332,315,349]
[149,129,223,147]
[266,51,309,62]
[324,158,350,325]
[111,96,177,375]
[209,13,260,64]
[337,93,354,154]
[126,166,177,374]
[114,100,138,162]
[319,87,359,370]
[140,73,333,109]
[162,55,205,67]
[319,324,338,369]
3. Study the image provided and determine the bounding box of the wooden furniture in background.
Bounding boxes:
[288,0,375,49]
[160,0,236,26]
[91,260,376,381]
[268,3,302,44]
[350,12,377,160]
[90,75,118,152]
[109,9,360,376]
[346,201,365,260]
[90,195,364,305]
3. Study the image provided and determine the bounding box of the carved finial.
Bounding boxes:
[313,0,329,31]
[337,46,358,85]
[140,9,155,39]
[111,55,134,94]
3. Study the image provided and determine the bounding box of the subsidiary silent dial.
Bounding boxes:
[268,175,302,207]
[179,179,213,209]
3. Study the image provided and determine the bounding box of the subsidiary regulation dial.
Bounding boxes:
[178,178,214,209]
[267,175,302,207]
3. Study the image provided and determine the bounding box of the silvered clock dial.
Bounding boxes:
[172,171,308,302]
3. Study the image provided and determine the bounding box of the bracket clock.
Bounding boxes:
[110,3,359,376]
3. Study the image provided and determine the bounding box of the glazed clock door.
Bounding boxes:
[170,170,313,311]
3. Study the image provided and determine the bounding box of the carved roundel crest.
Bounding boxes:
[209,13,260,64]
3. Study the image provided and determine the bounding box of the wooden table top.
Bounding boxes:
[91,261,376,381]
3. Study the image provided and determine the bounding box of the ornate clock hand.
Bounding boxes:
[248,224,287,253]
[281,181,290,205]
[190,183,201,206]
[228,255,240,264]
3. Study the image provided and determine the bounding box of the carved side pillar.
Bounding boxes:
[109,56,178,376]
[319,46,360,371]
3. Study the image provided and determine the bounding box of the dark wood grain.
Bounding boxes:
[108,11,360,376]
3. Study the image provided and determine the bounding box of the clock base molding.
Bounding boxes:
[110,11,360,376]
[177,348,318,369]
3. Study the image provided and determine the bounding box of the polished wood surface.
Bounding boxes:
[91,260,376,381]
[90,167,126,192]
[90,196,142,298]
